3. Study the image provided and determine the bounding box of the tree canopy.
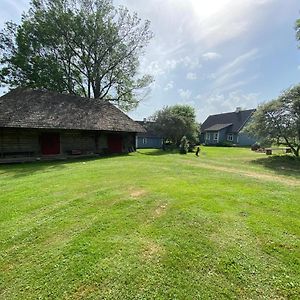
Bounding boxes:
[149,104,200,146]
[244,84,300,156]
[296,17,300,43]
[0,0,153,111]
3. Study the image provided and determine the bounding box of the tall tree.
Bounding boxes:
[244,84,300,156]
[0,0,153,110]
[150,105,200,146]
[296,17,300,42]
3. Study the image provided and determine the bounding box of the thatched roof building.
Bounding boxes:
[0,88,144,160]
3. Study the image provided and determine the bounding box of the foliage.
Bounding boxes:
[0,0,153,111]
[244,84,300,156]
[149,104,200,146]
[296,17,300,44]
[179,135,189,154]
[188,142,195,152]
[0,148,299,299]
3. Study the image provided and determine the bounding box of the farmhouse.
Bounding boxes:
[0,88,145,160]
[200,107,256,146]
[135,119,164,149]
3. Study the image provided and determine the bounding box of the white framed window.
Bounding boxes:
[206,133,210,141]
[213,132,219,141]
[142,138,147,144]
[227,134,233,141]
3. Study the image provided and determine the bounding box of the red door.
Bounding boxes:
[107,134,123,153]
[40,133,60,155]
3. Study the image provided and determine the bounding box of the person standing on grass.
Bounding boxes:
[195,146,200,157]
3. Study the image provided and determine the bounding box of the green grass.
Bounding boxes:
[0,147,299,299]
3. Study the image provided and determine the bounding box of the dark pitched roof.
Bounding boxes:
[135,121,164,138]
[0,88,145,133]
[201,109,255,133]
[204,123,232,131]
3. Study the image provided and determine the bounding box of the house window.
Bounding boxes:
[142,138,147,144]
[206,133,210,141]
[227,134,233,141]
[213,132,219,141]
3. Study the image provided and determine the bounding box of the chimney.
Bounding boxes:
[143,117,147,123]
[235,107,241,113]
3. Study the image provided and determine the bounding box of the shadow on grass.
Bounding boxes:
[0,153,130,179]
[250,155,300,178]
[136,149,179,156]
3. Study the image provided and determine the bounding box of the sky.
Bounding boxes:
[0,0,300,122]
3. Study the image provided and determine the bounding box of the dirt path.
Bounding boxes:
[185,160,300,187]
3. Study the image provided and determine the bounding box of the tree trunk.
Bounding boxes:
[87,77,91,98]
[283,136,299,157]
[93,75,101,99]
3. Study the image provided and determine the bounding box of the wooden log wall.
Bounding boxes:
[60,131,111,154]
[0,128,40,157]
[61,131,95,154]
[0,127,137,157]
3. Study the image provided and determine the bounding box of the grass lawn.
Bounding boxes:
[0,147,299,299]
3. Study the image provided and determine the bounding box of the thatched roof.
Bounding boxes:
[201,109,255,133]
[0,88,145,133]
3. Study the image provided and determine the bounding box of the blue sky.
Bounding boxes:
[1,0,300,122]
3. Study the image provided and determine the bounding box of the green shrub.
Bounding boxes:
[179,136,189,154]
[188,142,195,152]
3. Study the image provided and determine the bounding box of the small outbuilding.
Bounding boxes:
[0,88,145,161]
[135,120,164,149]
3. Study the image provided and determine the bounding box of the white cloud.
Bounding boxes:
[195,90,260,121]
[178,89,192,100]
[118,0,275,72]
[216,49,259,75]
[181,56,202,70]
[123,0,264,88]
[186,72,197,80]
[165,59,178,71]
[140,55,203,82]
[188,1,276,48]
[208,49,260,92]
[164,81,174,91]
[202,52,221,60]
[145,61,165,76]
[218,75,260,93]
[213,68,245,86]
